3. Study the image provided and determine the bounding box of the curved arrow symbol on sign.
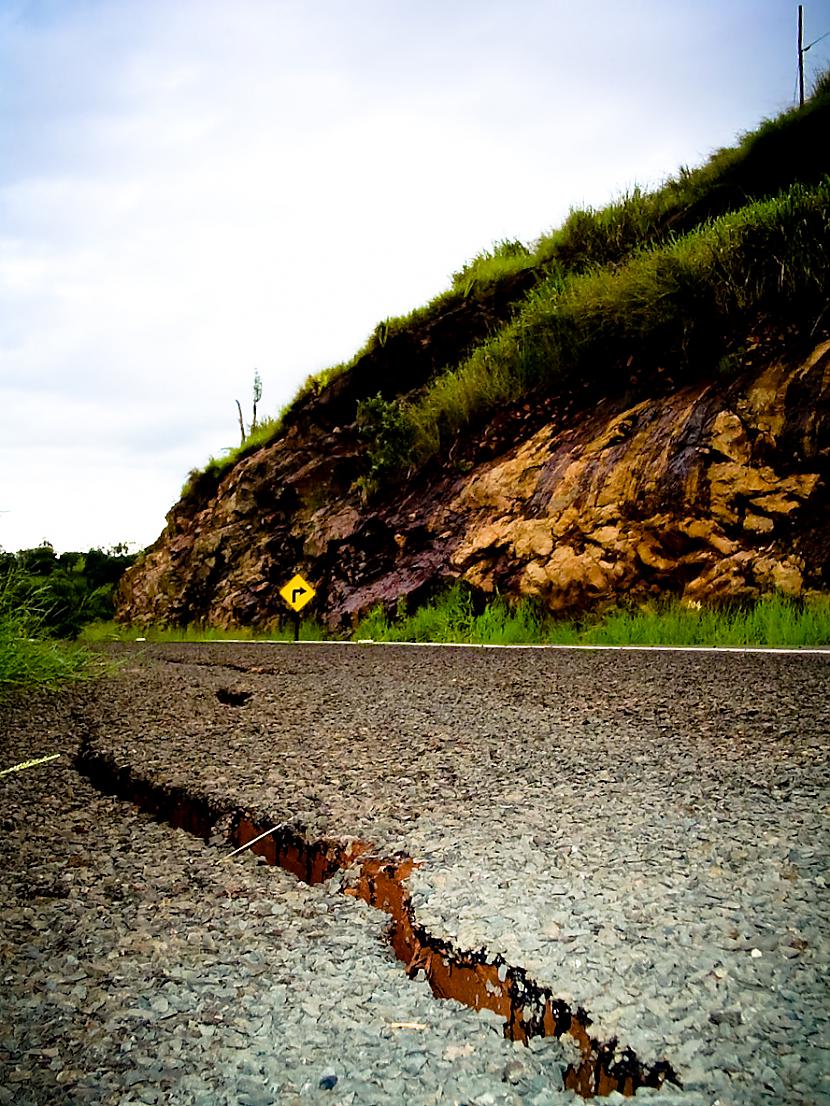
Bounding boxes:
[279,574,316,613]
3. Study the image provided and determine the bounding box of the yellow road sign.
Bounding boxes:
[279,573,316,613]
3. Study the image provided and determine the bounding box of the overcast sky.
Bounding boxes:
[2,0,829,554]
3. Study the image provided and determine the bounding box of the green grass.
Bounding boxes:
[354,586,548,645]
[400,81,830,338]
[80,619,328,643]
[572,595,830,648]
[0,579,96,693]
[82,589,830,649]
[335,78,830,390]
[378,178,830,478]
[178,83,830,499]
[180,412,289,498]
[354,586,830,648]
[451,238,536,293]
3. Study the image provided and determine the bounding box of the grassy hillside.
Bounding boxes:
[392,180,829,478]
[184,78,830,500]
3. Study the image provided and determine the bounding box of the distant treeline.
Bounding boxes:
[0,543,137,639]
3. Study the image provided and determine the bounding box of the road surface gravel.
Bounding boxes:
[2,642,829,1105]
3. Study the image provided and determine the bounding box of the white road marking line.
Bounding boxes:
[171,640,830,655]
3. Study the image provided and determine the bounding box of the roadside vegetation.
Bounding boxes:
[90,588,830,649]
[354,586,830,649]
[0,544,137,694]
[0,544,136,640]
[0,577,95,694]
[80,619,327,644]
[180,78,830,496]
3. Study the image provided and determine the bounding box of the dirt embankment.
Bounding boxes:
[118,341,830,629]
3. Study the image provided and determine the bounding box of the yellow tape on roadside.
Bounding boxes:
[0,753,61,778]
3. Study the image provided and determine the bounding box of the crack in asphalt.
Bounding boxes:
[76,742,681,1100]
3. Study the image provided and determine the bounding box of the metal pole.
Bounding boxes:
[224,821,289,860]
[798,5,805,107]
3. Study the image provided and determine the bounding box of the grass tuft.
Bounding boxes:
[356,585,555,645]
[0,577,96,693]
[80,619,328,644]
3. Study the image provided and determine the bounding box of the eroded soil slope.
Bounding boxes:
[118,342,830,629]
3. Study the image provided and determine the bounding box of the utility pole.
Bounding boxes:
[797,8,830,105]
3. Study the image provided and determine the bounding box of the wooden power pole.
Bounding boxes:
[798,5,805,107]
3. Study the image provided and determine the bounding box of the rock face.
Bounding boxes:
[118,342,830,628]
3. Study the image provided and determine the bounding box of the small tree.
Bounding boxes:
[252,369,262,433]
[235,369,263,444]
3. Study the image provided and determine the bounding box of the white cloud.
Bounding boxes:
[0,0,817,552]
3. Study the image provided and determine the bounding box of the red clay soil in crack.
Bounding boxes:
[344,853,678,1099]
[227,815,680,1098]
[234,816,370,884]
[76,751,680,1100]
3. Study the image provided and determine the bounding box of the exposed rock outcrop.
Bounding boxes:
[118,342,830,628]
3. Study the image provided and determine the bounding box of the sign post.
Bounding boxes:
[279,573,316,641]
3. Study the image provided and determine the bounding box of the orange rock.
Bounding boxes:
[511,520,554,559]
[117,341,830,627]
[743,513,775,534]
[710,410,752,463]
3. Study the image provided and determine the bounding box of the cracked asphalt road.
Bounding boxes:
[2,642,829,1105]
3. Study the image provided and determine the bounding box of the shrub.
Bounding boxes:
[0,544,137,640]
[356,393,418,491]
